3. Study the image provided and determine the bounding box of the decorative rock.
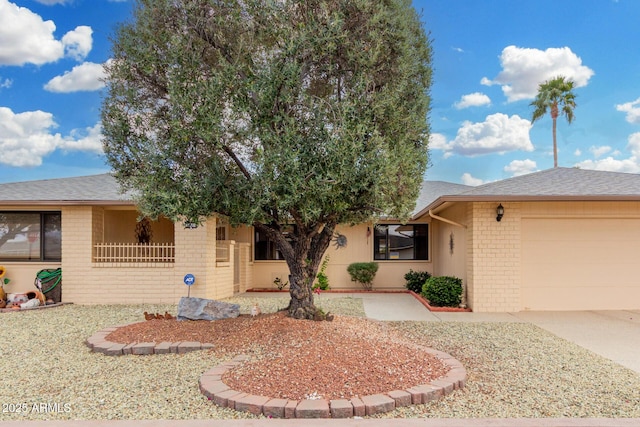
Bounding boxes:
[177,297,240,321]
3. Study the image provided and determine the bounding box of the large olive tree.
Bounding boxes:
[101,0,433,319]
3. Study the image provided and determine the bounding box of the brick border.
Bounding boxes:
[87,325,467,418]
[85,326,214,356]
[199,350,466,419]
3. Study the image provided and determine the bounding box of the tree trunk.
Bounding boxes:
[286,267,317,319]
[287,222,337,319]
[552,117,558,168]
[254,220,336,320]
[551,103,558,168]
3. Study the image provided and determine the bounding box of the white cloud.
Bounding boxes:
[59,123,104,153]
[504,159,537,176]
[481,46,594,102]
[33,0,71,4]
[574,132,640,173]
[0,77,11,89]
[0,107,103,167]
[62,25,92,61]
[44,61,106,92]
[461,173,484,186]
[574,149,582,156]
[0,1,92,66]
[615,97,640,124]
[589,145,612,158]
[453,92,491,109]
[432,113,533,157]
[428,133,454,158]
[0,107,62,166]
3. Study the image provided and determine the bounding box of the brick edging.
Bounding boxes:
[87,324,467,418]
[199,350,467,418]
[85,325,213,356]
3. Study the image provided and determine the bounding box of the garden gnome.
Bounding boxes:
[250,304,261,317]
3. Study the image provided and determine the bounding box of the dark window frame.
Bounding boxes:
[374,223,429,261]
[0,211,61,262]
[254,225,295,261]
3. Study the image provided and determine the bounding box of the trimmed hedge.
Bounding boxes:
[422,276,463,307]
[347,262,378,291]
[404,269,431,294]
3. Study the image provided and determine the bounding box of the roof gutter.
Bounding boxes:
[428,209,466,229]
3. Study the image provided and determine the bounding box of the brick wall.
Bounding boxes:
[467,202,521,312]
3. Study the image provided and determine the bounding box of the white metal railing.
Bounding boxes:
[216,241,230,262]
[93,243,175,264]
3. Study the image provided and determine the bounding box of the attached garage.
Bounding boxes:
[418,167,640,312]
[521,217,640,311]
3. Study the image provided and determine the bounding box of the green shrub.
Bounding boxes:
[404,269,431,294]
[347,262,378,291]
[422,276,463,307]
[314,256,331,291]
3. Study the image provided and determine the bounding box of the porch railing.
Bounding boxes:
[216,241,230,262]
[93,243,175,264]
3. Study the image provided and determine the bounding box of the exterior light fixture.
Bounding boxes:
[184,222,198,229]
[496,204,504,222]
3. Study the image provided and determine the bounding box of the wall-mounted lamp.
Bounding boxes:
[184,222,198,229]
[496,204,504,222]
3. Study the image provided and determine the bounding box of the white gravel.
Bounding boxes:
[0,298,639,420]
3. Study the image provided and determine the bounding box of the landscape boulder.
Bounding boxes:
[177,297,240,321]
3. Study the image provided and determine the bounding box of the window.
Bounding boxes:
[254,225,294,260]
[0,212,61,261]
[374,224,428,260]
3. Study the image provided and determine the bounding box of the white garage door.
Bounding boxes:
[521,218,640,311]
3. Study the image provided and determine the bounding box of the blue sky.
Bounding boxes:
[1,0,640,185]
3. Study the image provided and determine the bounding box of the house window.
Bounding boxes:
[254,225,294,261]
[374,224,428,260]
[0,212,61,261]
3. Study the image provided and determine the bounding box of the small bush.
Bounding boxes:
[313,256,331,291]
[422,276,463,307]
[347,262,378,291]
[404,269,431,294]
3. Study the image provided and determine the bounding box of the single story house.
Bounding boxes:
[1,167,639,312]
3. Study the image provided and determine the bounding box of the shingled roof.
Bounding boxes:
[415,167,640,218]
[0,173,133,205]
[412,181,471,216]
[2,167,639,212]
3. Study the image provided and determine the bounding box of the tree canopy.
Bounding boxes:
[530,76,577,168]
[102,0,433,318]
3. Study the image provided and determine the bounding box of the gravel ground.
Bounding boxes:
[0,296,639,420]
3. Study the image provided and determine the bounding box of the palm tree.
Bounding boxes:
[530,76,577,168]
